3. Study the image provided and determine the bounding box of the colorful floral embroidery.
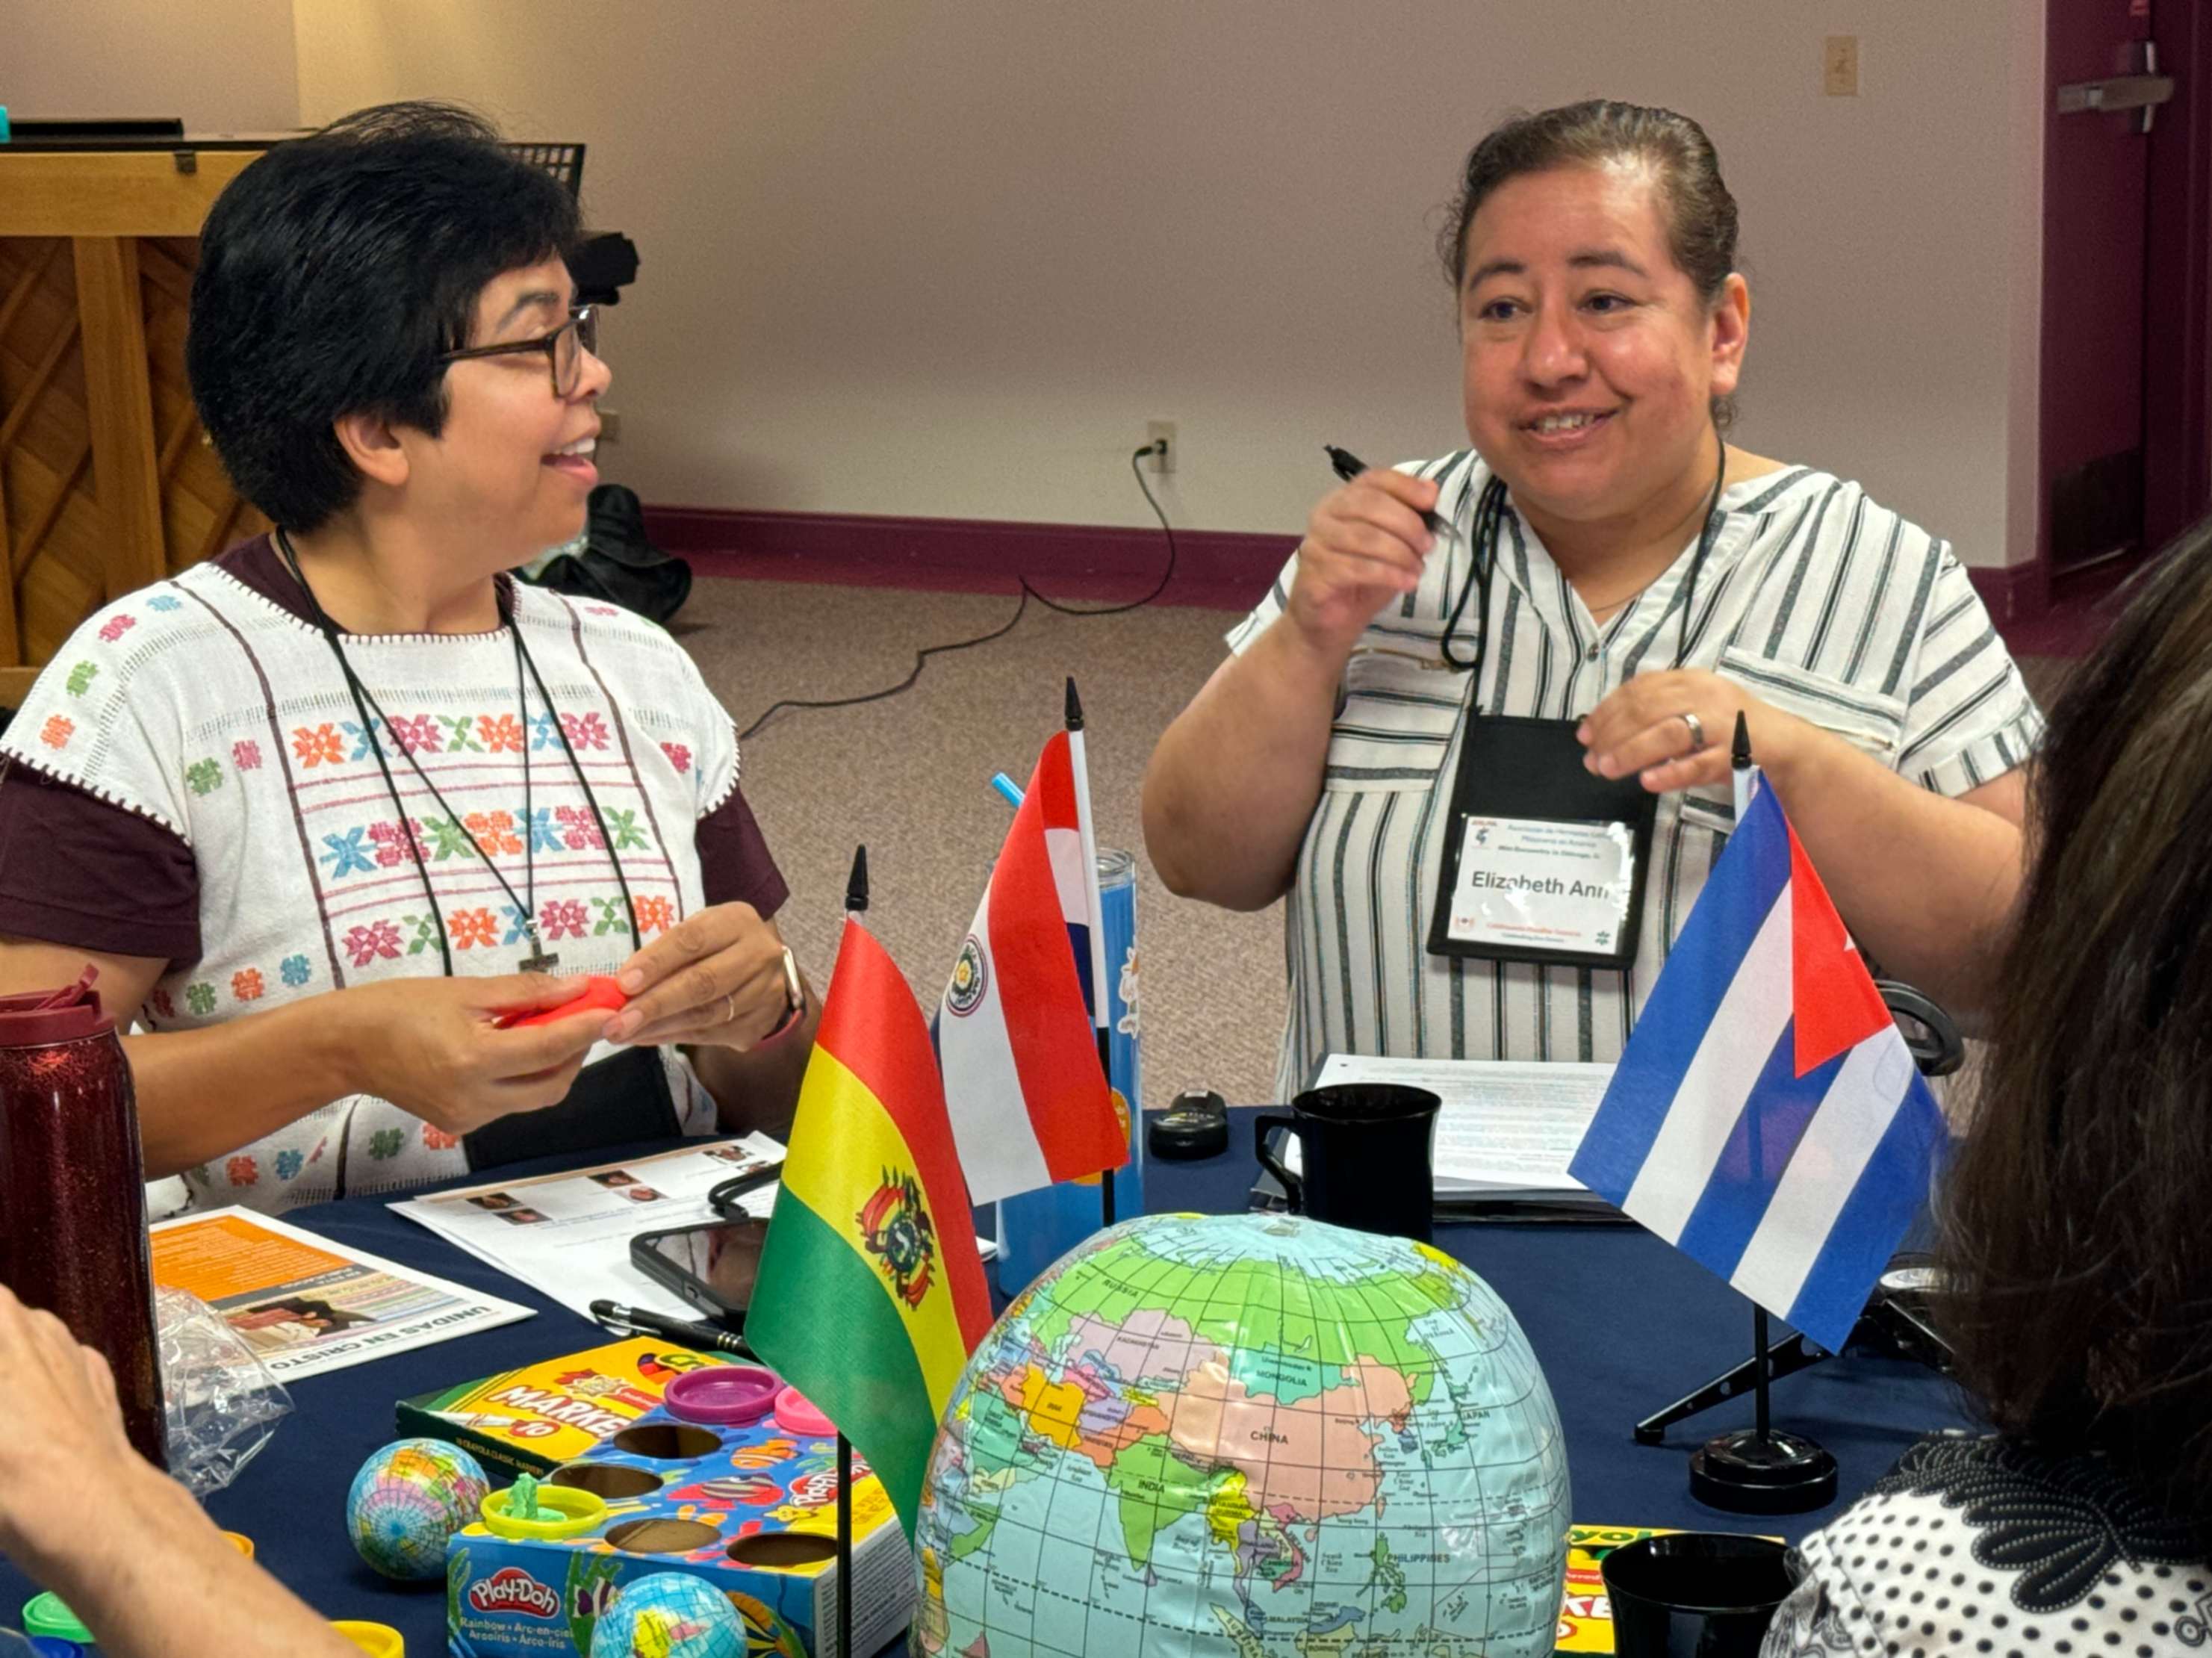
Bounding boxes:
[279,955,311,988]
[38,715,72,750]
[367,1128,406,1160]
[603,807,647,851]
[450,908,499,949]
[440,713,485,754]
[500,904,532,947]
[586,605,620,618]
[292,724,344,766]
[340,721,380,763]
[659,742,692,774]
[274,1149,303,1181]
[184,758,223,796]
[64,662,98,697]
[401,913,439,955]
[308,1139,327,1164]
[224,1155,257,1185]
[367,819,426,867]
[561,712,610,751]
[555,804,604,850]
[524,807,564,854]
[636,895,675,934]
[342,921,403,966]
[539,898,589,940]
[421,1126,459,1152]
[232,969,263,1002]
[426,817,479,861]
[591,895,630,936]
[529,710,562,751]
[320,827,376,878]
[148,594,182,613]
[465,810,522,857]
[385,714,441,756]
[97,614,136,645]
[151,987,176,1020]
[479,712,525,754]
[184,982,217,1016]
[232,739,262,771]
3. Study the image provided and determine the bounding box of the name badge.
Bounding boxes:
[1446,816,1636,955]
[1426,713,1656,969]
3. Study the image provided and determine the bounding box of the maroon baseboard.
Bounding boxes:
[643,506,1293,610]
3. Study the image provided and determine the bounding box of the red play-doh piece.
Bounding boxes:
[496,975,630,1030]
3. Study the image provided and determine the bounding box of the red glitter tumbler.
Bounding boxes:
[0,972,167,1467]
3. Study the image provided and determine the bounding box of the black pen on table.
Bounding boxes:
[1324,445,1456,540]
[590,1298,753,1358]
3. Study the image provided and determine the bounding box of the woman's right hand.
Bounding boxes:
[1284,468,1441,659]
[337,974,614,1136]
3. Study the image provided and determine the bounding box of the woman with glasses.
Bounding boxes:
[0,104,815,1214]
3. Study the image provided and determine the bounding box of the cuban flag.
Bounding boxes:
[1568,783,1948,1353]
[937,731,1127,1202]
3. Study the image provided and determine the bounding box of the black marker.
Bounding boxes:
[1325,445,1455,540]
[590,1298,753,1357]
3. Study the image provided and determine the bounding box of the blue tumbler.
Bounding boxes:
[994,848,1143,1295]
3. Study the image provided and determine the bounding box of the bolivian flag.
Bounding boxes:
[746,916,993,1537]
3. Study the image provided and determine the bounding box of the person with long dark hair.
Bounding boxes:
[1765,525,2212,1652]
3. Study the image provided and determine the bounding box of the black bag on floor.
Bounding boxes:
[522,482,692,624]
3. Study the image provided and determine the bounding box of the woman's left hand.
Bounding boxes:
[607,902,798,1049]
[1577,669,1812,794]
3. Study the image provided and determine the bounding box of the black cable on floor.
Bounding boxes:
[736,444,1176,741]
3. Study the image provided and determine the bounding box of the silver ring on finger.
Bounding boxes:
[1680,711,1706,754]
[721,992,738,1025]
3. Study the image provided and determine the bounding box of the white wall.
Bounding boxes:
[24,1,2036,568]
[4,0,299,134]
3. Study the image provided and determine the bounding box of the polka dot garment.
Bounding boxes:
[1763,1434,2211,1656]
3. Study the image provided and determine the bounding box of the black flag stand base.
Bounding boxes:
[834,1433,854,1658]
[1632,982,1966,1515]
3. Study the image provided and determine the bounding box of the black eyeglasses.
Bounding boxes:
[440,305,598,397]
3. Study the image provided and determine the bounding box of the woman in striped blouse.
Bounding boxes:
[1143,101,2039,1099]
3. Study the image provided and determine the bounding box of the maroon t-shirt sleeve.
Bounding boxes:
[0,760,202,963]
[694,782,788,919]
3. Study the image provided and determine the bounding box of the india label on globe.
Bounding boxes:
[915,1212,1571,1658]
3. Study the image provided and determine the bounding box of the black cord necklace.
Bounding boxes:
[275,528,640,975]
[1447,429,1731,701]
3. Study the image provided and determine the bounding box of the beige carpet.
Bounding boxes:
[672,578,1287,1108]
[673,571,2072,1113]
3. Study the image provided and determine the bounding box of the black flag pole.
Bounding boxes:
[1731,714,1777,1445]
[1066,677,1117,1231]
[836,851,863,1658]
[836,1432,854,1658]
[845,844,870,918]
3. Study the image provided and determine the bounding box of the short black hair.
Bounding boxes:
[187,102,581,533]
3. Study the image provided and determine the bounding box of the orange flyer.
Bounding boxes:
[151,1206,532,1379]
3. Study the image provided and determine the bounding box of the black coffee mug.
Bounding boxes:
[1599,1533,1806,1658]
[1254,1084,1440,1244]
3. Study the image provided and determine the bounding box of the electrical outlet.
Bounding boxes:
[1824,34,1859,96]
[1146,420,1177,474]
[597,409,621,443]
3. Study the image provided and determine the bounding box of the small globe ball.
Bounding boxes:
[344,1438,490,1580]
[588,1574,747,1658]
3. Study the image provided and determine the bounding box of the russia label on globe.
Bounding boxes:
[915,1212,1571,1657]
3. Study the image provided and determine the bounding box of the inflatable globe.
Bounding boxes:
[588,1573,745,1658]
[915,1213,1571,1658]
[346,1438,490,1580]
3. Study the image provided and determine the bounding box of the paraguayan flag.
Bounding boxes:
[1567,783,1949,1353]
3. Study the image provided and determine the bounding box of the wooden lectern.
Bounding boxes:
[0,140,280,710]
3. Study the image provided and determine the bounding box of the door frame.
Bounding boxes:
[2143,0,2212,554]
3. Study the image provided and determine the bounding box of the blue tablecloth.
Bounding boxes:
[2,1112,1972,1653]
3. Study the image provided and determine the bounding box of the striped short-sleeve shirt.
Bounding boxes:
[1227,452,2043,1099]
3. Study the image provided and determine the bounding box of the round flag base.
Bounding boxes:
[1688,1426,1839,1514]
